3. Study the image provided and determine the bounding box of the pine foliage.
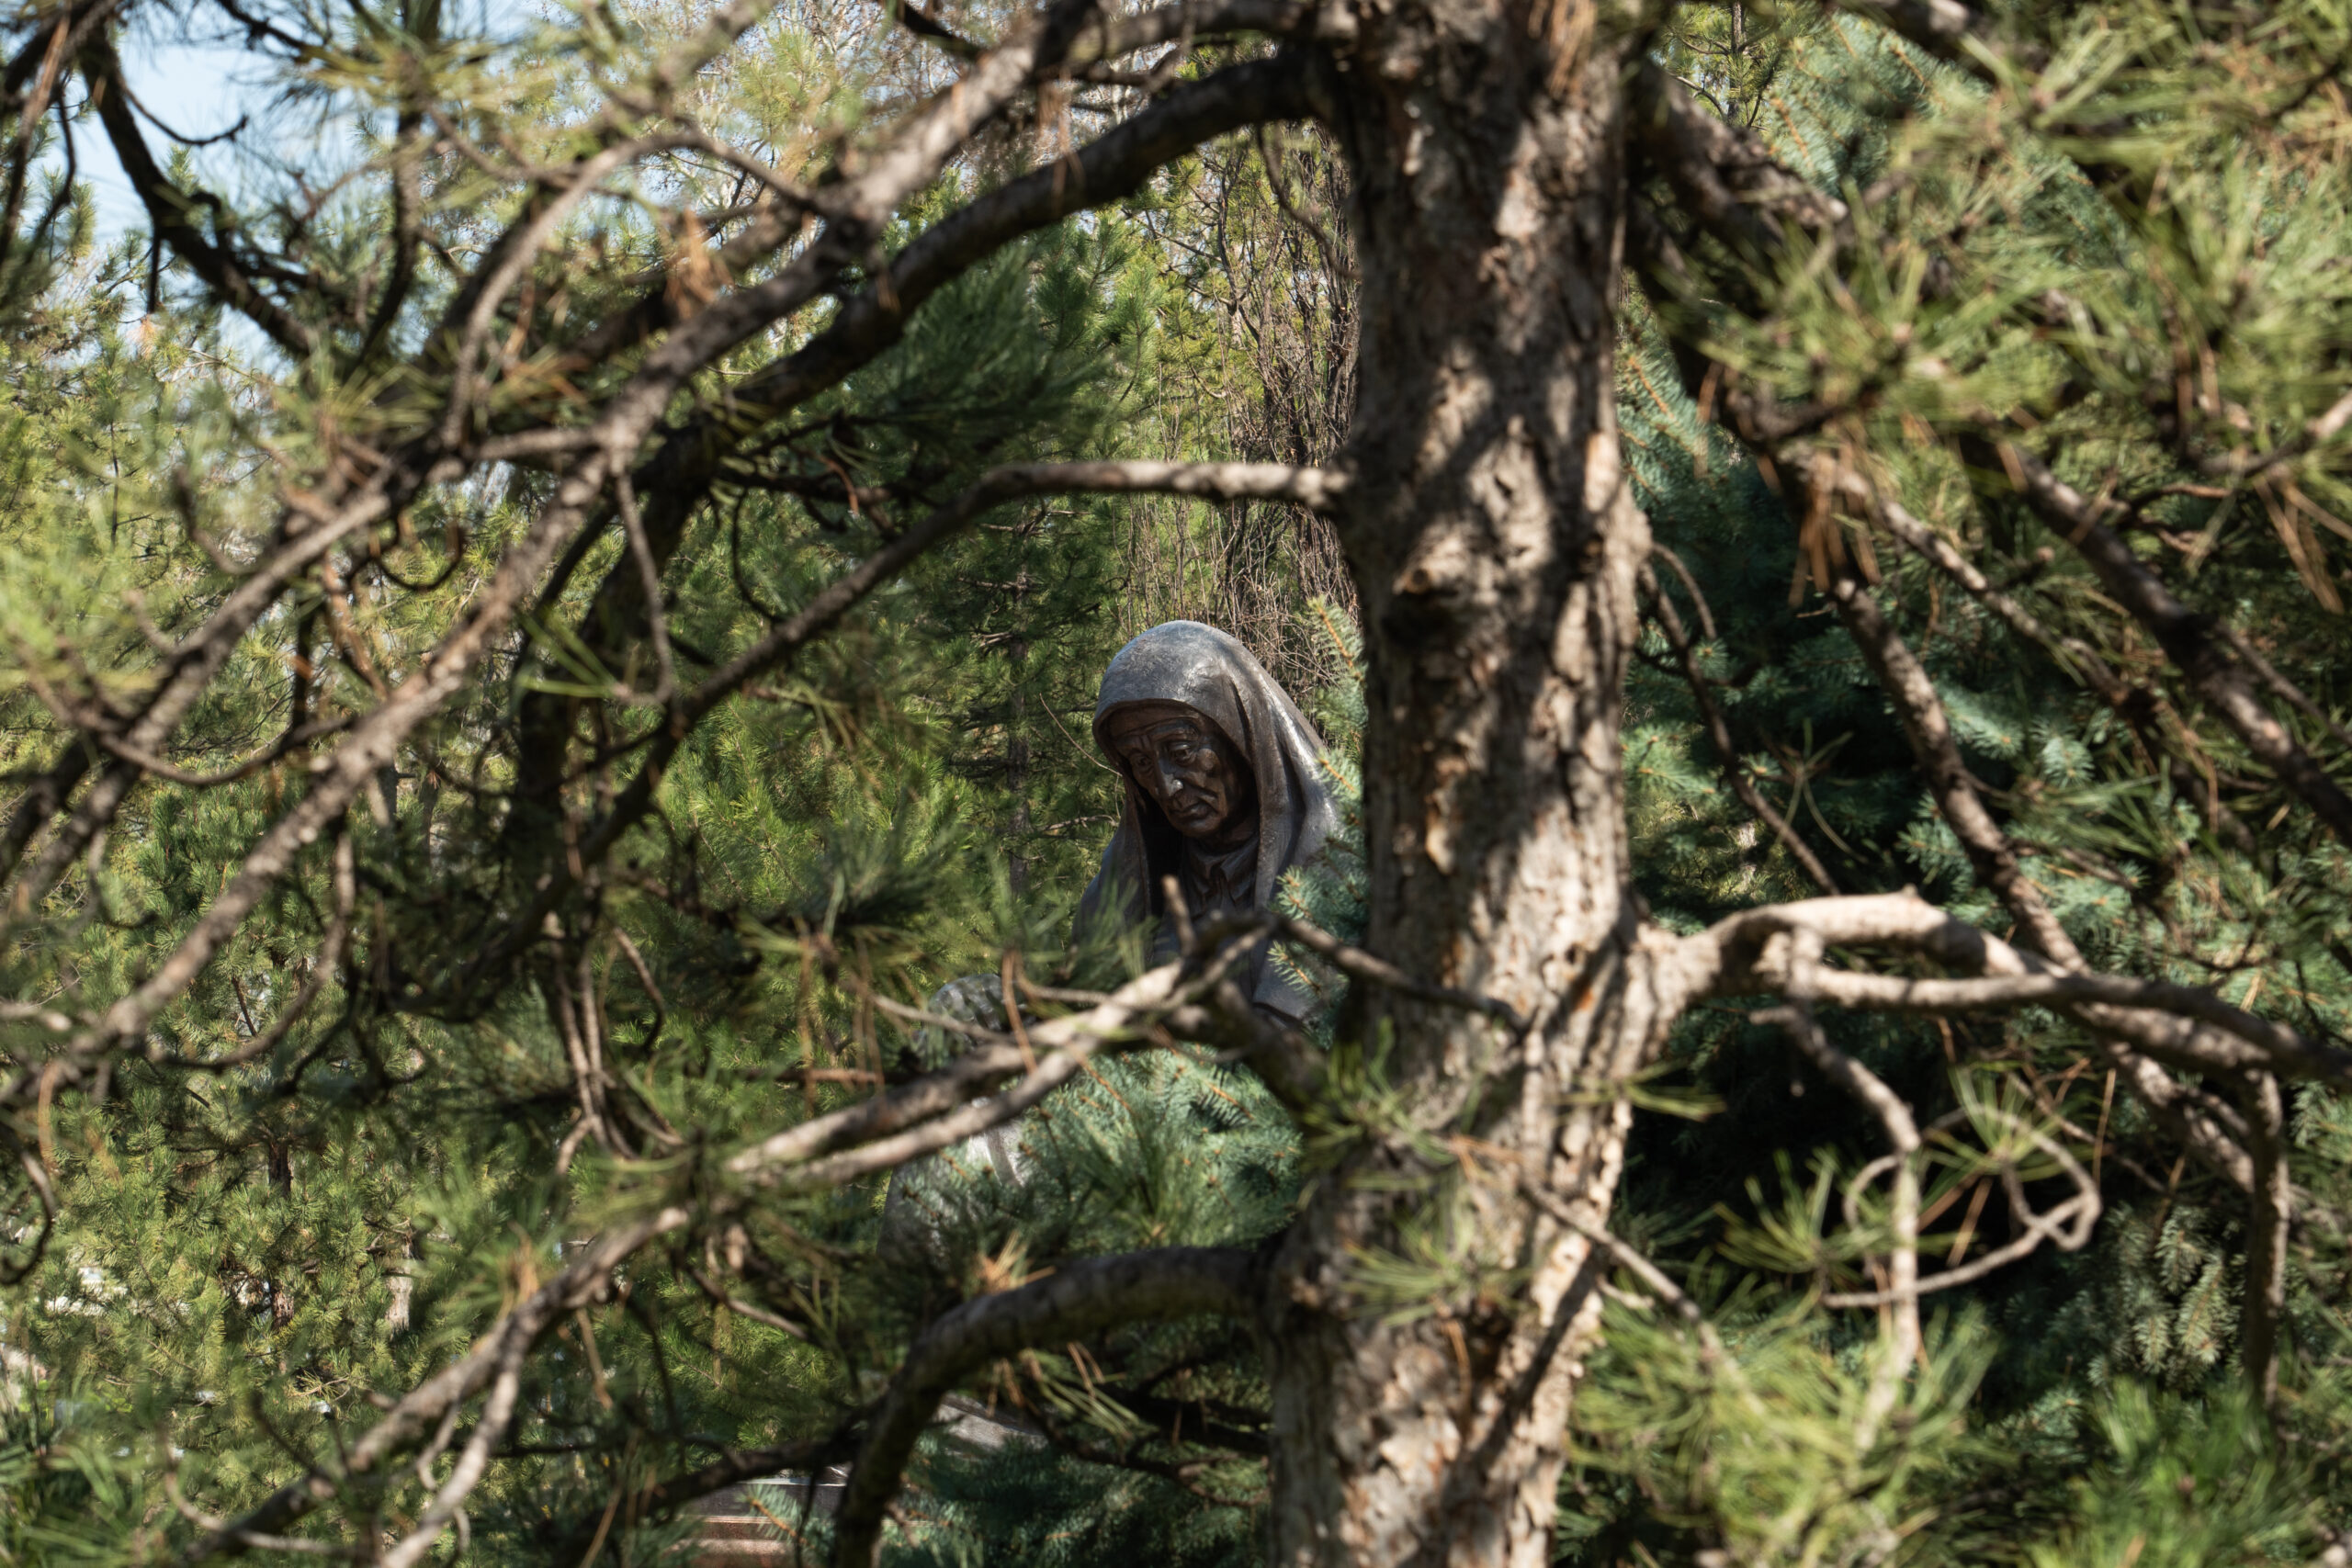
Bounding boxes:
[0,0,2349,1562]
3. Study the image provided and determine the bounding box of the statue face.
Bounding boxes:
[1102,703,1254,848]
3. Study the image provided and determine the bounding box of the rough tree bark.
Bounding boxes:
[1261,6,1666,1562]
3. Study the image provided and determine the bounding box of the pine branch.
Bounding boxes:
[179,955,1250,1562]
[1967,438,2352,847]
[830,1247,1260,1568]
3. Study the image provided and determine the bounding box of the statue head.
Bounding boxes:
[1081,621,1341,1021]
[1099,700,1257,850]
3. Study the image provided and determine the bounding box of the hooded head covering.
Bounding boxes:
[1077,621,1340,1021]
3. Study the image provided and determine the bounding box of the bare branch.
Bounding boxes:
[1246,908,1525,1033]
[677,55,1318,430]
[731,958,1247,1190]
[1820,1104,2098,1306]
[1754,971,1918,1452]
[2217,622,2352,759]
[1681,888,2349,1084]
[1076,0,1318,63]
[830,1247,1260,1568]
[1773,969,2344,1079]
[2245,1072,2291,1416]
[619,1437,839,1529]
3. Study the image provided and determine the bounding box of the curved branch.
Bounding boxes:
[1819,1105,2098,1306]
[1681,886,2350,1085]
[621,1436,841,1530]
[93,714,357,790]
[79,33,315,359]
[831,1247,1260,1568]
[1774,964,2346,1079]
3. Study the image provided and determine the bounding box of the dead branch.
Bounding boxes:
[1820,1104,2098,1307]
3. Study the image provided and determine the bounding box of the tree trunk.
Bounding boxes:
[1261,8,1660,1563]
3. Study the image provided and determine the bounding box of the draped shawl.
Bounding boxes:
[1078,621,1340,1021]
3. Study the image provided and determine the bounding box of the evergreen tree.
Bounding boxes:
[0,0,2348,1563]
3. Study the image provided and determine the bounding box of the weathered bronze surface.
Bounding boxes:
[1080,620,1340,1024]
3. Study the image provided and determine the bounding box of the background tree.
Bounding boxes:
[0,0,2349,1564]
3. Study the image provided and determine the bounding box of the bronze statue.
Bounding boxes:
[883,622,1336,1268]
[1078,620,1340,1024]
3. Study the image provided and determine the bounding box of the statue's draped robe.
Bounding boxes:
[1078,620,1341,1025]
